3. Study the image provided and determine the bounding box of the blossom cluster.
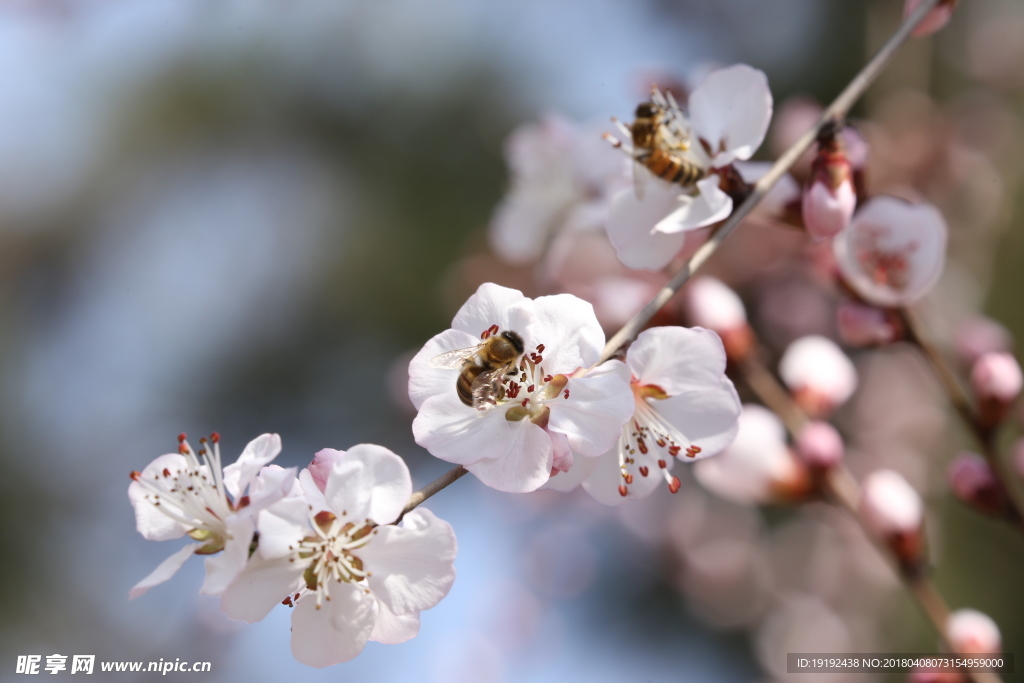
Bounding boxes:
[126,6,1021,674]
[129,437,456,667]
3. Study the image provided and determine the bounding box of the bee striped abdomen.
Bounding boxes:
[456,364,485,407]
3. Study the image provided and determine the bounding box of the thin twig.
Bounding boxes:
[738,351,1002,683]
[400,466,467,519]
[599,0,945,364]
[404,0,946,516]
[898,307,1024,526]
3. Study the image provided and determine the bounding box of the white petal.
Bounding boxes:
[653,376,742,459]
[201,516,255,595]
[244,465,299,517]
[655,177,733,234]
[220,553,304,623]
[627,327,728,395]
[129,453,190,541]
[129,543,198,599]
[450,283,527,338]
[689,64,773,167]
[543,453,598,492]
[222,434,282,499]
[463,420,554,493]
[489,188,567,265]
[370,600,421,644]
[290,583,377,668]
[255,497,310,560]
[298,468,331,514]
[526,293,605,371]
[581,446,665,506]
[333,444,413,525]
[546,369,636,458]
[413,391,550,470]
[607,186,688,271]
[408,328,479,410]
[357,508,457,615]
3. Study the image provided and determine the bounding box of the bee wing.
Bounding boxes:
[470,363,516,414]
[428,345,480,370]
[632,158,653,200]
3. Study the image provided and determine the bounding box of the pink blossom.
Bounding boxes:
[836,302,897,347]
[779,336,858,418]
[795,421,844,469]
[860,469,922,536]
[948,452,1009,518]
[904,0,958,38]
[833,196,947,308]
[946,609,1001,655]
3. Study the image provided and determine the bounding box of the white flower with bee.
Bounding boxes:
[408,283,636,493]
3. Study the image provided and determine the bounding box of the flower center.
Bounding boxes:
[292,511,373,609]
[853,224,918,291]
[477,325,572,425]
[616,383,703,498]
[129,433,235,551]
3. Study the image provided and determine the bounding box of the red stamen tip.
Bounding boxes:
[129,471,141,481]
[625,473,634,485]
[177,433,187,443]
[618,485,628,497]
[668,476,681,494]
[210,432,220,443]
[658,459,667,468]
[639,466,649,477]
[162,468,172,478]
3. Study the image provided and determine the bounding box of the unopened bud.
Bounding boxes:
[307,448,346,493]
[795,421,844,469]
[971,352,1022,429]
[861,469,924,573]
[837,302,898,347]
[946,608,1001,655]
[779,336,858,419]
[905,0,959,38]
[685,276,753,363]
[802,134,856,241]
[948,452,1011,518]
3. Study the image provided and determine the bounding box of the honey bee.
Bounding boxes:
[605,86,707,199]
[429,327,525,412]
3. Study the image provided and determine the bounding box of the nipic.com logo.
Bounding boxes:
[15,655,212,675]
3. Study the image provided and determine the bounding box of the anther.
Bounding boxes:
[210,432,220,443]
[177,433,187,443]
[624,473,634,485]
[639,466,649,477]
[162,468,172,478]
[658,459,667,468]
[130,471,141,481]
[618,485,628,497]
[667,476,681,494]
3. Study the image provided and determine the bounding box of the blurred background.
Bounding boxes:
[0,0,1021,681]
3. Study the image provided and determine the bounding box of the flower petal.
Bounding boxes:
[222,434,282,499]
[462,420,554,493]
[581,445,666,506]
[543,450,598,492]
[546,365,635,458]
[332,444,413,526]
[689,64,773,167]
[129,543,198,599]
[627,327,728,396]
[129,453,190,542]
[654,177,732,234]
[255,496,310,560]
[408,328,480,411]
[370,600,421,644]
[290,583,377,668]
[220,553,304,623]
[527,293,605,370]
[357,508,457,615]
[245,465,299,517]
[653,376,742,459]
[607,186,687,270]
[450,283,528,338]
[200,516,255,595]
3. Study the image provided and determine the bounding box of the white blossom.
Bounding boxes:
[128,433,295,598]
[221,444,457,668]
[409,283,635,493]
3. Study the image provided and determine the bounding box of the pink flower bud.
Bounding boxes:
[307,448,346,493]
[905,0,958,38]
[954,316,1012,366]
[802,135,856,241]
[685,276,754,363]
[795,421,844,469]
[971,352,1022,429]
[861,469,925,571]
[861,470,923,536]
[946,609,1001,655]
[837,302,898,347]
[948,452,1010,518]
[779,336,858,418]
